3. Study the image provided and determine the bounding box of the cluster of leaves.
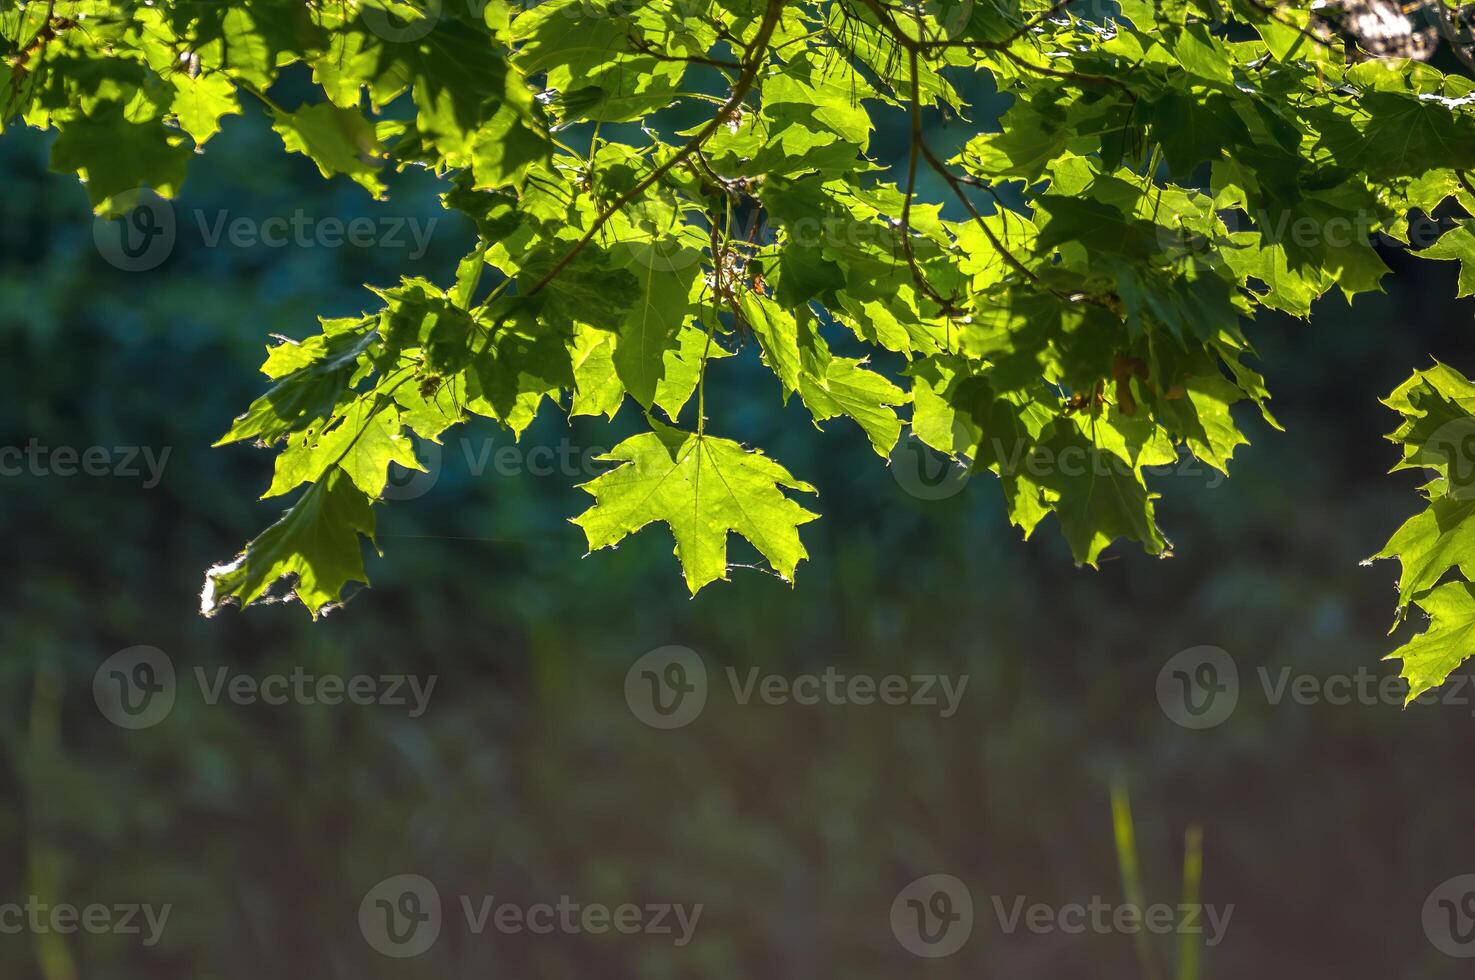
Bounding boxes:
[1370,362,1475,701]
[8,0,1475,689]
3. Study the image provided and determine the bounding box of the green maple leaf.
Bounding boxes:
[217,323,378,446]
[1372,491,1475,605]
[739,291,803,398]
[572,422,819,593]
[612,250,700,408]
[1157,374,1250,474]
[49,104,192,214]
[798,356,909,457]
[265,400,423,500]
[202,468,377,618]
[1384,369,1475,492]
[653,324,732,423]
[169,71,240,146]
[1319,92,1475,181]
[1417,222,1475,297]
[569,322,625,421]
[271,103,386,197]
[1031,426,1169,566]
[24,0,1475,626]
[1150,92,1247,176]
[1385,582,1475,703]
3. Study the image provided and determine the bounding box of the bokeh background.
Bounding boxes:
[3,58,1475,980]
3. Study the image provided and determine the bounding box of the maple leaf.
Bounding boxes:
[202,468,377,618]
[572,422,818,593]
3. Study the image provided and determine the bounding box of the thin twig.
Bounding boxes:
[527,0,787,297]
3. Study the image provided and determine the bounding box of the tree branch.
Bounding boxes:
[526,0,787,297]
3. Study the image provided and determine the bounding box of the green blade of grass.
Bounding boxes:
[1111,781,1162,980]
[1177,824,1204,980]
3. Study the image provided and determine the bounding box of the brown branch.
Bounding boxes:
[857,0,1076,53]
[899,29,962,313]
[919,142,1118,312]
[916,0,1078,50]
[854,0,1131,93]
[918,142,1042,288]
[999,48,1131,91]
[526,0,787,297]
[628,33,742,71]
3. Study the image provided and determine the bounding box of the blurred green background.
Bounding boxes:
[3,62,1475,980]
